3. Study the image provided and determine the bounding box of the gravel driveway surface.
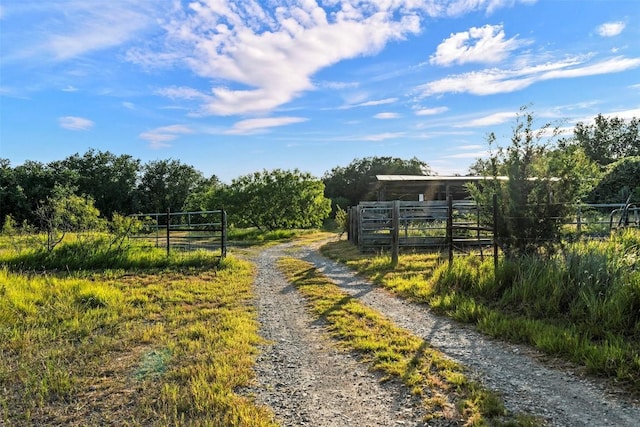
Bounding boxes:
[247,242,640,426]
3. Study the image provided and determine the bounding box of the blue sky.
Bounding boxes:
[1,0,639,183]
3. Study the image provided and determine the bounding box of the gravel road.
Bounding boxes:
[247,242,640,426]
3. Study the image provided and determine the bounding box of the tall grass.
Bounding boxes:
[0,235,222,271]
[321,229,640,394]
[0,242,275,426]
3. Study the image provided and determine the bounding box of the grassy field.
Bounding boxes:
[320,229,640,395]
[0,237,276,426]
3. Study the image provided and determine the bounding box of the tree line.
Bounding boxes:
[1,112,638,235]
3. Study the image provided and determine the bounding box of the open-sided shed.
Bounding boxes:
[374,174,508,202]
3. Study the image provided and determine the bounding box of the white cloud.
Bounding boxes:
[444,0,537,17]
[338,97,399,110]
[139,125,193,148]
[122,101,135,110]
[577,108,640,124]
[225,117,308,135]
[430,24,527,66]
[360,132,405,141]
[137,1,429,116]
[61,85,78,92]
[156,86,211,101]
[415,106,449,116]
[59,116,94,131]
[374,112,400,119]
[418,56,640,97]
[444,150,490,159]
[5,1,157,62]
[596,21,626,37]
[456,111,516,127]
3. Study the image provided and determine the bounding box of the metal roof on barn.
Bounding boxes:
[374,175,508,201]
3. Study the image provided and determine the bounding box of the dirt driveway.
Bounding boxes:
[247,242,640,426]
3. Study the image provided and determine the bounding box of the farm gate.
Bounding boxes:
[130,210,227,258]
[348,197,497,266]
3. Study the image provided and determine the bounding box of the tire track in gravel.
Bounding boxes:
[248,244,428,427]
[296,244,640,427]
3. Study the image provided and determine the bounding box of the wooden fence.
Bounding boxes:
[129,209,227,258]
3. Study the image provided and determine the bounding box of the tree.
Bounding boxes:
[225,169,331,230]
[573,114,640,167]
[35,186,104,251]
[55,149,141,218]
[136,159,205,213]
[323,156,431,207]
[468,108,581,258]
[588,156,640,204]
[182,175,223,212]
[11,160,60,226]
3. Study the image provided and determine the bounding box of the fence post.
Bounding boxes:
[391,200,400,267]
[576,205,582,234]
[492,194,498,274]
[166,208,171,256]
[447,195,453,265]
[221,209,227,258]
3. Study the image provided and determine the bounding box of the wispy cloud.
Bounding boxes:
[418,55,640,97]
[596,21,626,37]
[374,112,400,119]
[430,24,528,66]
[444,0,537,17]
[5,1,156,62]
[59,116,94,131]
[456,111,516,127]
[139,125,193,148]
[225,117,308,135]
[415,106,449,116]
[359,132,405,141]
[340,97,399,110]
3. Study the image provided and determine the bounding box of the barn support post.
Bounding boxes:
[447,195,453,265]
[391,200,400,267]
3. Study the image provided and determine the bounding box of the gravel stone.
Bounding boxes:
[246,241,640,426]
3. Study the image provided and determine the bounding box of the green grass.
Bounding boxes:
[278,257,542,426]
[0,246,276,426]
[320,230,640,396]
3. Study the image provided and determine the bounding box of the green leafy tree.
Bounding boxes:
[35,186,105,251]
[11,160,62,226]
[182,175,223,212]
[225,169,331,230]
[323,156,431,207]
[588,156,640,204]
[136,159,205,214]
[468,108,581,258]
[573,114,640,167]
[55,149,141,218]
[0,159,20,229]
[334,205,349,238]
